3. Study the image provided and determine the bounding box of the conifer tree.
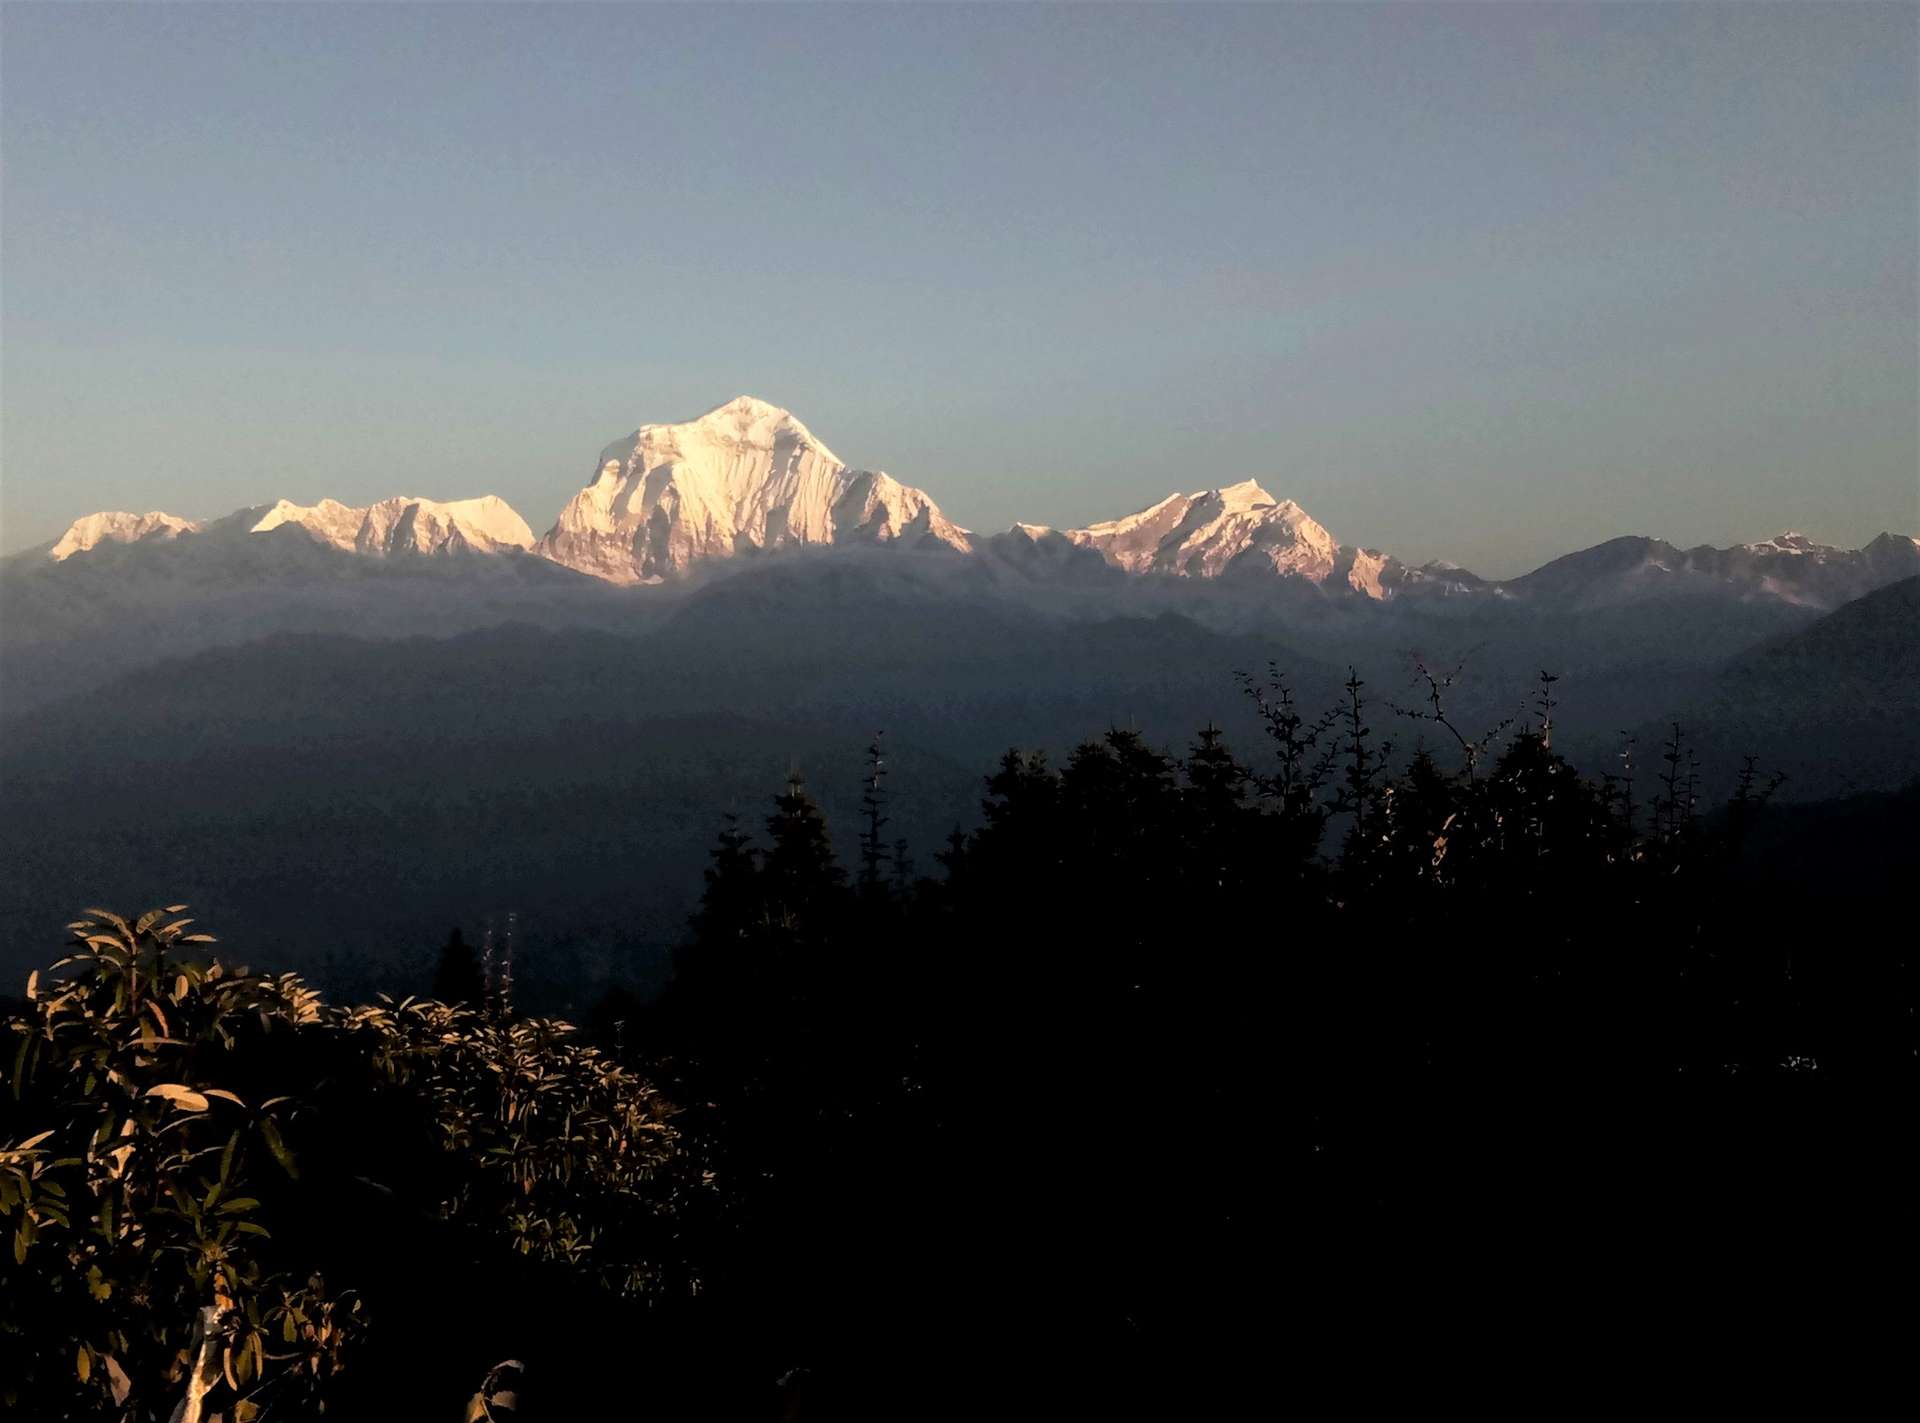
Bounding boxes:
[687,814,763,969]
[1334,668,1392,867]
[1388,746,1457,884]
[972,749,1065,920]
[668,814,770,1049]
[762,772,845,945]
[856,734,891,900]
[1182,724,1256,892]
[433,926,484,1005]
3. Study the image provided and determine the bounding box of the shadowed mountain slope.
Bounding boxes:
[1628,576,1920,799]
[0,578,1335,985]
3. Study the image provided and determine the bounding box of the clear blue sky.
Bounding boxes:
[3,2,1914,574]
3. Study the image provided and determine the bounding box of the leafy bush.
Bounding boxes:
[1,908,700,1420]
[341,995,701,1298]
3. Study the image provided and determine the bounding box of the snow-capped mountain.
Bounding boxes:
[49,510,204,562]
[1065,481,1341,581]
[26,397,1916,616]
[975,522,1119,585]
[1502,531,1920,610]
[248,495,534,556]
[535,396,972,584]
[1742,531,1834,557]
[1055,479,1481,601]
[42,495,535,564]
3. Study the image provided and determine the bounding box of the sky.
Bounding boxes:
[2,2,1914,576]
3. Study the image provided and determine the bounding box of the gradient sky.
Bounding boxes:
[3,2,1914,575]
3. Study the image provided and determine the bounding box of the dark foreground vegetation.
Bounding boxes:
[3,670,1911,1417]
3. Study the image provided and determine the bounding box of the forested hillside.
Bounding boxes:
[10,566,1915,989]
[5,672,1910,1417]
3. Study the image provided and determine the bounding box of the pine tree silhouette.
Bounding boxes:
[432,927,484,1005]
[688,813,761,955]
[762,771,846,945]
[856,734,891,901]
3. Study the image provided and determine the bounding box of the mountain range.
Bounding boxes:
[21,395,1918,612]
[3,396,1916,988]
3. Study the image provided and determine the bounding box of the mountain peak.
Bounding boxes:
[1744,530,1834,556]
[1064,482,1351,585]
[43,498,533,566]
[695,394,797,422]
[1208,479,1279,511]
[538,399,967,583]
[250,495,534,555]
[49,510,203,562]
[666,395,828,450]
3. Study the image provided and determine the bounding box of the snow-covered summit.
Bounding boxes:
[1742,531,1838,557]
[47,496,534,565]
[50,511,204,562]
[536,396,971,584]
[1064,480,1357,586]
[40,398,1917,615]
[250,495,535,556]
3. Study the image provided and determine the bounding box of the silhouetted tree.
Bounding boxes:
[687,813,761,957]
[762,771,846,948]
[856,734,891,901]
[432,926,484,1005]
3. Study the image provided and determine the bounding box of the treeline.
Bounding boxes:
[3,668,1911,1417]
[632,668,1912,1411]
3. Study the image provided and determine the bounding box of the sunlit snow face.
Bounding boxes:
[533,398,973,582]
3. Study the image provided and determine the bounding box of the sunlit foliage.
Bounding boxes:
[1,908,699,1419]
